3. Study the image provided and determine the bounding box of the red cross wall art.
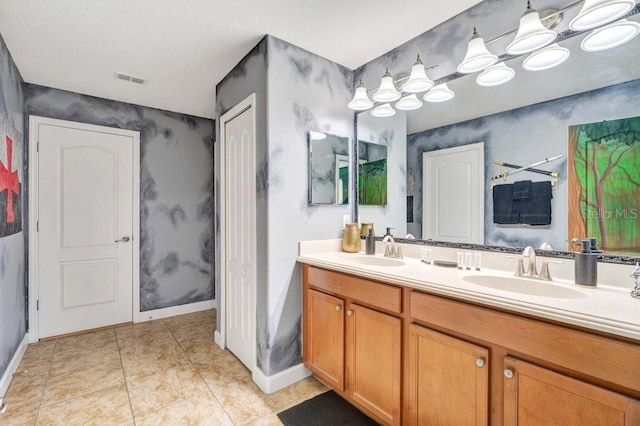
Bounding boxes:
[0,134,22,237]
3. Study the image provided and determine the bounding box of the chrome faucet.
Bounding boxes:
[522,246,537,276]
[382,235,402,258]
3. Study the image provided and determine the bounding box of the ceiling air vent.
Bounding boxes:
[114,72,146,85]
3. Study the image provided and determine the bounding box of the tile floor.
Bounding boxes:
[0,309,327,425]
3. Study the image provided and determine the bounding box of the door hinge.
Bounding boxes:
[37,141,39,153]
[36,221,39,232]
[37,300,39,311]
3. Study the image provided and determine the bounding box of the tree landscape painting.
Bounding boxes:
[568,117,640,254]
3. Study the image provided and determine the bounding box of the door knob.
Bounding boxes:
[335,305,342,311]
[475,358,485,368]
[115,236,131,242]
[347,310,354,316]
[504,369,514,379]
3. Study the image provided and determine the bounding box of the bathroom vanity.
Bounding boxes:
[299,241,640,426]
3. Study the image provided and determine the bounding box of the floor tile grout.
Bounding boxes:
[2,310,325,425]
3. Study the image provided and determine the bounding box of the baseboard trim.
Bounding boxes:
[0,334,29,397]
[214,330,224,348]
[253,363,312,395]
[134,299,215,323]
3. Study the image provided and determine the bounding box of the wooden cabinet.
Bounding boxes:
[303,265,402,425]
[503,357,640,426]
[348,303,402,425]
[306,289,344,390]
[407,325,489,425]
[302,264,640,426]
[410,290,640,425]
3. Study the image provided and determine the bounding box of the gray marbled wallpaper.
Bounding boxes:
[215,38,269,371]
[24,85,214,311]
[264,36,353,375]
[407,78,640,249]
[0,34,25,382]
[215,35,354,377]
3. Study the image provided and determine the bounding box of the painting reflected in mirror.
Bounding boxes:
[308,131,349,205]
[358,140,387,205]
[568,116,640,254]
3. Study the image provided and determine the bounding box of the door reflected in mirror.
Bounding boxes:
[308,131,349,205]
[358,140,388,205]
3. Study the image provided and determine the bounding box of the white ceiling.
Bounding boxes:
[0,0,482,119]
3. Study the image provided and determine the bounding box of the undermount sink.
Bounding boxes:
[346,255,406,267]
[463,275,589,299]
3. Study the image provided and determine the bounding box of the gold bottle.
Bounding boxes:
[342,223,361,253]
[360,222,374,237]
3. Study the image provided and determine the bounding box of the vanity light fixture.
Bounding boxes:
[570,0,636,30]
[348,81,374,111]
[507,1,557,55]
[423,83,455,102]
[457,28,499,74]
[371,103,397,117]
[309,131,327,140]
[402,55,435,93]
[581,18,640,51]
[395,94,424,110]
[476,63,516,86]
[372,69,402,103]
[523,43,571,71]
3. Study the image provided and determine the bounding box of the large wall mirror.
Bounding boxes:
[308,131,349,205]
[354,0,640,259]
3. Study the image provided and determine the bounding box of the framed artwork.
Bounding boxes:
[0,122,22,237]
[568,117,640,253]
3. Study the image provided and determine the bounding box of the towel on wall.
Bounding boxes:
[493,184,519,224]
[493,180,552,225]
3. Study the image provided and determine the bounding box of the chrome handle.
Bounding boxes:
[475,358,485,368]
[115,236,130,243]
[347,310,354,316]
[504,369,514,379]
[335,305,342,311]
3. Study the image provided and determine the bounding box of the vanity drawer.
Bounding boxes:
[307,266,402,314]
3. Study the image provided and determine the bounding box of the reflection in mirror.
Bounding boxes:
[307,131,349,205]
[354,0,640,258]
[358,140,388,205]
[568,116,640,254]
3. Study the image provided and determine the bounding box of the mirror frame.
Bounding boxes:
[307,131,350,206]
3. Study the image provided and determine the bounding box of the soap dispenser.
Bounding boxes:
[573,238,598,287]
[366,228,376,255]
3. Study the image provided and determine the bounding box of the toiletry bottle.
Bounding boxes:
[366,228,376,255]
[574,238,598,287]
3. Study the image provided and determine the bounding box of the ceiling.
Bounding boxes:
[0,0,482,119]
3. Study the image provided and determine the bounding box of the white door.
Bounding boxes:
[34,118,137,338]
[222,95,256,371]
[423,142,484,243]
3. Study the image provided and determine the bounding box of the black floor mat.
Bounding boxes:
[277,390,379,426]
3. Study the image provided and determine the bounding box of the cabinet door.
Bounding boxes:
[347,303,402,426]
[504,357,640,426]
[407,325,489,426]
[305,289,345,390]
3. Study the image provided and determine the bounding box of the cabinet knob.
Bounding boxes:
[504,369,514,379]
[335,305,342,311]
[347,310,354,316]
[475,358,485,368]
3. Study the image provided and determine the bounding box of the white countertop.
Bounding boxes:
[297,240,640,341]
